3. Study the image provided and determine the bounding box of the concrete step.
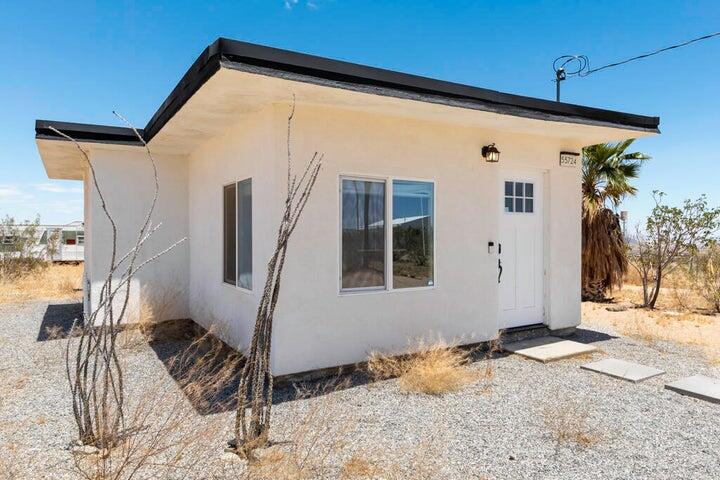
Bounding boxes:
[581,358,665,383]
[504,336,597,363]
[665,375,720,404]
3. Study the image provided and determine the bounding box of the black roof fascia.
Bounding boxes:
[36,38,660,145]
[214,38,659,132]
[35,120,143,145]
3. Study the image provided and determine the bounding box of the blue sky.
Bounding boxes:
[1,1,718,225]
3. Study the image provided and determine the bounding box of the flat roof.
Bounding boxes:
[35,37,660,144]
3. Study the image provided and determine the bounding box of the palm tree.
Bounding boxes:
[582,140,649,300]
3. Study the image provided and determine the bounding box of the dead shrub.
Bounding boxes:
[668,269,695,312]
[368,339,477,395]
[542,398,602,450]
[693,243,720,313]
[71,329,242,480]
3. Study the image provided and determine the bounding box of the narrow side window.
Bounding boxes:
[223,183,237,285]
[237,179,252,290]
[392,180,434,288]
[341,178,386,290]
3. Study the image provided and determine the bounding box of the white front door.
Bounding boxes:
[498,171,544,329]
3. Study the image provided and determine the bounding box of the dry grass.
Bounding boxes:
[236,376,446,480]
[238,380,358,480]
[584,270,720,364]
[340,455,381,479]
[118,287,185,350]
[368,339,478,395]
[542,398,602,450]
[0,263,82,304]
[619,270,714,312]
[583,301,720,364]
[0,443,19,480]
[338,445,442,480]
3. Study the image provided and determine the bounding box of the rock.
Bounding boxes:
[606,302,633,312]
[71,444,100,456]
[509,454,516,460]
[221,451,242,463]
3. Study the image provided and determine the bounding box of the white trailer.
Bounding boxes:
[0,221,84,262]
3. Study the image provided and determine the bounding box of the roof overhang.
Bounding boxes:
[36,38,660,180]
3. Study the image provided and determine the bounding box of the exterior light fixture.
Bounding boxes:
[482,143,500,163]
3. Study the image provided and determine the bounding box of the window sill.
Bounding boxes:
[338,285,437,297]
[222,282,254,295]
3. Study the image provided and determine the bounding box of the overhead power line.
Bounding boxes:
[552,30,720,101]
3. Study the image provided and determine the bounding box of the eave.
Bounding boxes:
[36,37,661,180]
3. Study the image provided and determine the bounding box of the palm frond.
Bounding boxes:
[581,139,650,298]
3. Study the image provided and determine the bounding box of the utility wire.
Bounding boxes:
[554,31,720,80]
[584,30,720,76]
[551,30,720,100]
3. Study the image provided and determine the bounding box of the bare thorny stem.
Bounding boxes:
[50,114,186,449]
[234,95,323,459]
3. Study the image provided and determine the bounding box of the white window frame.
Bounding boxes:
[222,179,253,293]
[338,174,437,295]
[503,180,536,215]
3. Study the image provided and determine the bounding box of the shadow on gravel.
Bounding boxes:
[38,302,83,341]
[149,335,370,416]
[571,327,618,344]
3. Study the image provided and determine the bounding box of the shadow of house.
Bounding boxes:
[38,302,83,341]
[149,337,242,415]
[148,330,372,416]
[571,327,619,344]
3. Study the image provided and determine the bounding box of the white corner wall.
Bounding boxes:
[187,107,280,351]
[86,148,190,324]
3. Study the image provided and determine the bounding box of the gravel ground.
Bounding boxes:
[1,300,719,479]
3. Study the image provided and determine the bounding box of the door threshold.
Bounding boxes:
[501,323,546,334]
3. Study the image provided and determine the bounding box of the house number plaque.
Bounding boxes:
[559,151,580,167]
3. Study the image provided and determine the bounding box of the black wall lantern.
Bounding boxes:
[482,143,500,163]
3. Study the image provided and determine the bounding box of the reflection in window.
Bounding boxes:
[341,179,386,290]
[392,180,434,288]
[223,183,237,285]
[237,179,252,290]
[223,179,253,289]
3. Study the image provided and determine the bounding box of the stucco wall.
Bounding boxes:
[264,105,583,375]
[86,148,190,324]
[83,102,583,376]
[187,107,280,351]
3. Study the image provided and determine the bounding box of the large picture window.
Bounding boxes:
[340,177,435,292]
[392,180,434,288]
[223,179,252,289]
[341,178,386,290]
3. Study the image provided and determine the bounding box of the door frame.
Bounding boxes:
[497,168,549,329]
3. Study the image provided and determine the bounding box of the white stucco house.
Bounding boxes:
[35,38,659,376]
